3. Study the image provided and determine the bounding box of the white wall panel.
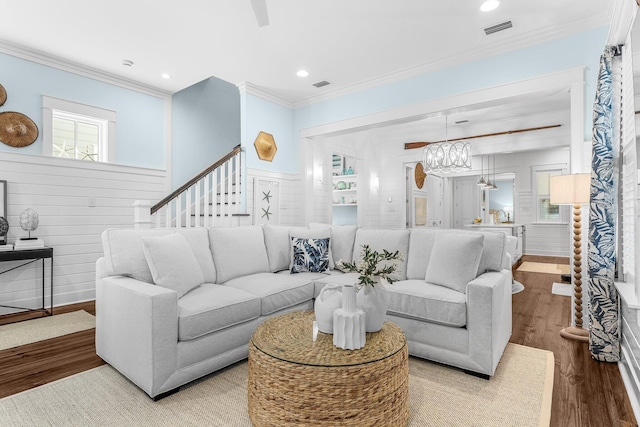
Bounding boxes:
[0,152,165,313]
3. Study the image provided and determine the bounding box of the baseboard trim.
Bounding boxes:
[619,345,640,422]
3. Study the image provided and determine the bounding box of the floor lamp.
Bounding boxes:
[550,173,591,342]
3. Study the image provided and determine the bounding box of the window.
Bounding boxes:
[533,168,564,223]
[42,96,115,162]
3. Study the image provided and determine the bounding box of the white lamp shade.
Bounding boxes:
[550,173,590,205]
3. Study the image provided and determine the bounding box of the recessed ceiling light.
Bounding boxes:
[480,0,499,12]
[296,70,309,77]
[161,73,171,79]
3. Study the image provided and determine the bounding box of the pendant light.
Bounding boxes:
[423,116,472,174]
[477,155,486,187]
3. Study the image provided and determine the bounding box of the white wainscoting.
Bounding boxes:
[245,169,303,226]
[620,297,640,419]
[0,152,165,313]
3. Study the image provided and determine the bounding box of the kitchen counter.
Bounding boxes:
[464,223,525,228]
[464,223,526,264]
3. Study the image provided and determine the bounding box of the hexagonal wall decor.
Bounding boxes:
[254,131,277,162]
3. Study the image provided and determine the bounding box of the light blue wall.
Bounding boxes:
[0,52,165,168]
[172,76,240,189]
[288,26,609,174]
[241,93,295,173]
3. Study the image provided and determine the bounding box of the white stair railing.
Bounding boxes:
[134,145,246,229]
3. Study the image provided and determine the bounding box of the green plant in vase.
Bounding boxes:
[337,244,402,289]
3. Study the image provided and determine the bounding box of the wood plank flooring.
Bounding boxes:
[0,258,637,426]
[0,301,104,399]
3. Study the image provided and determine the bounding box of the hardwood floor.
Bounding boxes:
[0,259,637,426]
[0,301,104,399]
[511,255,637,427]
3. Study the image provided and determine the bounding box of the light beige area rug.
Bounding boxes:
[0,343,553,427]
[517,261,570,275]
[0,310,95,351]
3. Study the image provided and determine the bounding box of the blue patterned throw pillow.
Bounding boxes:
[291,237,330,273]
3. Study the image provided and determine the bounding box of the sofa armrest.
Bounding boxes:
[96,275,178,398]
[466,270,512,375]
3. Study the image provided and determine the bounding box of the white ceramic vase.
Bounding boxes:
[356,278,389,332]
[333,284,366,350]
[314,283,342,333]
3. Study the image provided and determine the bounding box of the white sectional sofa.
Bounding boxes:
[96,224,512,398]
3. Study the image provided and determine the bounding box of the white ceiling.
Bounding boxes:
[0,0,611,105]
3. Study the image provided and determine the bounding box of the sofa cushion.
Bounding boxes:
[310,223,357,267]
[223,272,318,315]
[101,228,173,283]
[291,237,331,273]
[425,232,484,293]
[263,225,297,272]
[386,280,467,327]
[209,226,270,283]
[174,228,216,283]
[405,229,438,280]
[142,233,205,298]
[477,231,507,275]
[177,284,261,341]
[353,229,411,280]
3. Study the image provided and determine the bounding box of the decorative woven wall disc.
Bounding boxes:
[0,84,6,107]
[414,162,426,189]
[0,112,39,148]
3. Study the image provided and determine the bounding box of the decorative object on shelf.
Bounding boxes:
[19,208,39,239]
[473,217,482,224]
[253,131,277,162]
[0,216,8,246]
[550,173,590,342]
[503,206,513,223]
[337,244,401,332]
[333,284,366,349]
[0,83,6,106]
[422,116,471,174]
[346,166,354,175]
[414,162,426,189]
[0,180,6,245]
[336,181,347,190]
[0,111,39,148]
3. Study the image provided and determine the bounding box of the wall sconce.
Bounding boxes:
[370,173,379,193]
[314,163,323,183]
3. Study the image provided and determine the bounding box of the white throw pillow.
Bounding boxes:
[263,225,305,272]
[310,223,357,267]
[142,233,204,298]
[425,232,484,294]
[209,226,270,283]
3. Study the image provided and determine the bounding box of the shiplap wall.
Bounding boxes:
[0,152,165,313]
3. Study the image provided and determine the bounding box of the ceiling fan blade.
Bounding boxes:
[250,0,270,27]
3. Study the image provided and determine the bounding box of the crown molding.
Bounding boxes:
[0,39,172,99]
[236,82,294,109]
[291,17,609,108]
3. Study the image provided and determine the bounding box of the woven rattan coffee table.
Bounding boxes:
[247,310,408,427]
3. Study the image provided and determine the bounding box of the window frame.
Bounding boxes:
[42,96,116,162]
[532,165,568,224]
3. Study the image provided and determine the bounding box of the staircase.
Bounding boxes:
[145,145,248,228]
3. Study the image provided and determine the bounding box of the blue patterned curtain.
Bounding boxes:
[588,46,620,362]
